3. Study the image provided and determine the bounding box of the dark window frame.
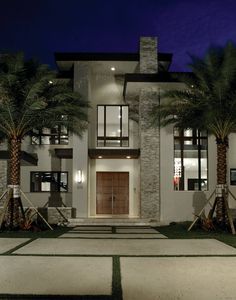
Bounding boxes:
[230,169,236,185]
[31,125,69,145]
[174,128,208,191]
[30,171,69,192]
[97,105,129,147]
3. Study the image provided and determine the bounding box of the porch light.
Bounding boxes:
[98,156,103,159]
[76,170,83,183]
[111,67,115,71]
[126,156,131,159]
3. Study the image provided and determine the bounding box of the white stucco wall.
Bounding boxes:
[88,71,139,149]
[20,136,73,207]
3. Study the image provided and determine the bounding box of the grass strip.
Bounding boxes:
[112,256,122,300]
[2,238,37,255]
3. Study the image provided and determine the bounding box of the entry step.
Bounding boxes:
[67,218,160,227]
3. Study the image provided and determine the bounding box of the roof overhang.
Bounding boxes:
[88,148,140,159]
[0,151,38,166]
[55,148,73,159]
[123,72,192,98]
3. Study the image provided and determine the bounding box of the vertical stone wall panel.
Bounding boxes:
[139,89,160,220]
[140,37,158,73]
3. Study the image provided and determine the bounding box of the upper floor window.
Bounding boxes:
[97,105,129,147]
[30,171,68,192]
[174,128,208,191]
[31,125,68,145]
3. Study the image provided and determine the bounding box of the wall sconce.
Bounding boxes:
[76,170,83,183]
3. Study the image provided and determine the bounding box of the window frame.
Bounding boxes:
[97,104,129,147]
[31,125,69,145]
[30,171,69,193]
[174,128,208,191]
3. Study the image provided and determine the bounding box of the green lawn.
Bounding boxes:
[157,222,236,248]
[0,225,70,238]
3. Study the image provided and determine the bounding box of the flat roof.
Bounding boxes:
[55,52,173,62]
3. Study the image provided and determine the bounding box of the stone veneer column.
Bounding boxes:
[139,37,160,220]
[140,37,158,73]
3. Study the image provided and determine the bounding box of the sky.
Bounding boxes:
[1,0,236,71]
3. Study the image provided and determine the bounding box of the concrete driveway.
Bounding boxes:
[1,226,236,299]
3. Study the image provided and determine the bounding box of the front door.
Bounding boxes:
[96,172,129,215]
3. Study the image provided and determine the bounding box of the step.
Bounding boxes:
[67,218,160,227]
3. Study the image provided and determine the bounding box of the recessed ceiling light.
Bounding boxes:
[98,156,103,159]
[111,67,115,71]
[126,156,131,159]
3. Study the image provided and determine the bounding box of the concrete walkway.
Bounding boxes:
[1,226,236,299]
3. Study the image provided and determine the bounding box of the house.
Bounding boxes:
[1,36,236,225]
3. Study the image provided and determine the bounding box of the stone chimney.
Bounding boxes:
[139,37,158,73]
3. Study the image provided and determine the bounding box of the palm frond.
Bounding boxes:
[0,51,89,139]
[150,42,236,140]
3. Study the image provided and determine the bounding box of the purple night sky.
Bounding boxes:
[1,0,236,71]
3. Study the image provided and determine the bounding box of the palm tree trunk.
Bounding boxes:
[216,141,228,226]
[6,137,23,229]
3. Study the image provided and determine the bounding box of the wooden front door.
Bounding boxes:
[96,172,129,215]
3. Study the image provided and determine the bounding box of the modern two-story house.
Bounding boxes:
[1,36,236,225]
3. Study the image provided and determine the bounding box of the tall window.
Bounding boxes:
[31,172,68,192]
[174,128,208,191]
[97,105,129,147]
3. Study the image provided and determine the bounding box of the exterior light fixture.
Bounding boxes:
[48,80,53,84]
[126,156,131,159]
[76,170,83,183]
[98,156,103,159]
[111,67,115,71]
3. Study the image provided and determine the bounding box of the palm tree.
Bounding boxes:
[150,42,236,228]
[0,52,89,229]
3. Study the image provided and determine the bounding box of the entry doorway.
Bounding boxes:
[96,172,129,215]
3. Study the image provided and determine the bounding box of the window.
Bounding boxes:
[97,105,129,147]
[31,116,69,145]
[174,128,208,191]
[30,172,68,192]
[31,125,68,145]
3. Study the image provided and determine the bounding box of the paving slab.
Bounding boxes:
[0,238,29,254]
[0,256,112,295]
[116,228,158,233]
[14,238,236,256]
[121,257,236,300]
[59,233,167,239]
[67,230,112,235]
[72,226,112,231]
